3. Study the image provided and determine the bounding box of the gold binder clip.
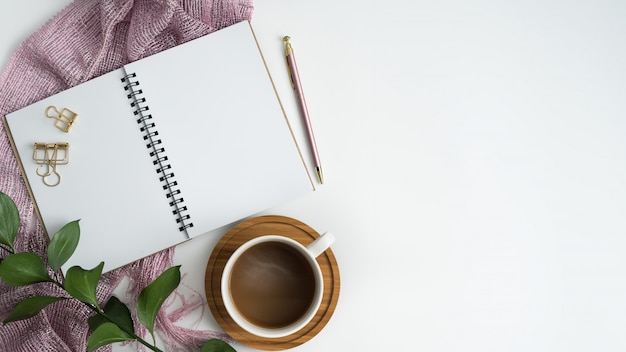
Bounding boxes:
[45,106,78,132]
[32,142,69,187]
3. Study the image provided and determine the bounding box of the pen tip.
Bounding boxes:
[316,167,324,185]
[283,36,290,43]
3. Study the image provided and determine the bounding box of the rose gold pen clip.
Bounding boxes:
[283,36,324,184]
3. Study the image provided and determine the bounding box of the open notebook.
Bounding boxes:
[3,21,314,272]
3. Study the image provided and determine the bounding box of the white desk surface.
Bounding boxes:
[2,1,626,351]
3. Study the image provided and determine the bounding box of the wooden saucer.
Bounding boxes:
[205,215,340,351]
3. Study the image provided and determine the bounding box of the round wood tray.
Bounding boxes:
[205,215,340,351]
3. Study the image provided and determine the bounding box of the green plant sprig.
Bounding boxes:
[0,192,234,352]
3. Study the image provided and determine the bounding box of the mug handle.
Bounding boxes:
[306,232,335,258]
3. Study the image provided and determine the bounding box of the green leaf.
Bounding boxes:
[64,262,104,309]
[86,322,135,352]
[137,266,181,337]
[0,192,20,252]
[47,220,80,271]
[88,296,134,336]
[0,253,52,286]
[3,296,67,324]
[201,338,236,352]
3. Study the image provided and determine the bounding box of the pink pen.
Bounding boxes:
[283,36,324,184]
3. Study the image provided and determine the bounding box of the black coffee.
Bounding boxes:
[229,241,316,328]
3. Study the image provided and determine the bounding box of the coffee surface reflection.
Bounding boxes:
[229,242,316,328]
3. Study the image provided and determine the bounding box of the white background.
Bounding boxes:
[2,1,626,351]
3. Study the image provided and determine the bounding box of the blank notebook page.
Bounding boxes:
[123,21,312,238]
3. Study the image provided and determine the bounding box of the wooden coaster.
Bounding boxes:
[205,215,340,351]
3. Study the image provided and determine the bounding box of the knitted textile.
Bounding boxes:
[0,0,252,351]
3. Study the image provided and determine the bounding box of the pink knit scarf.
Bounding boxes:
[0,0,252,351]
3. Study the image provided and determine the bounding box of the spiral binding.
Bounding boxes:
[122,72,194,232]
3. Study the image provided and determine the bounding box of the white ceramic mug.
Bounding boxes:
[221,232,335,338]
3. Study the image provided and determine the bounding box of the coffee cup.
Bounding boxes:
[221,232,335,338]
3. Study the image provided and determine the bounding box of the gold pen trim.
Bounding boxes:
[283,36,295,89]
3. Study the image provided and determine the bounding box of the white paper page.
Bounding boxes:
[5,69,186,272]
[124,21,313,237]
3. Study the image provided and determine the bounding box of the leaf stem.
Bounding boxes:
[86,305,163,352]
[45,278,163,351]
